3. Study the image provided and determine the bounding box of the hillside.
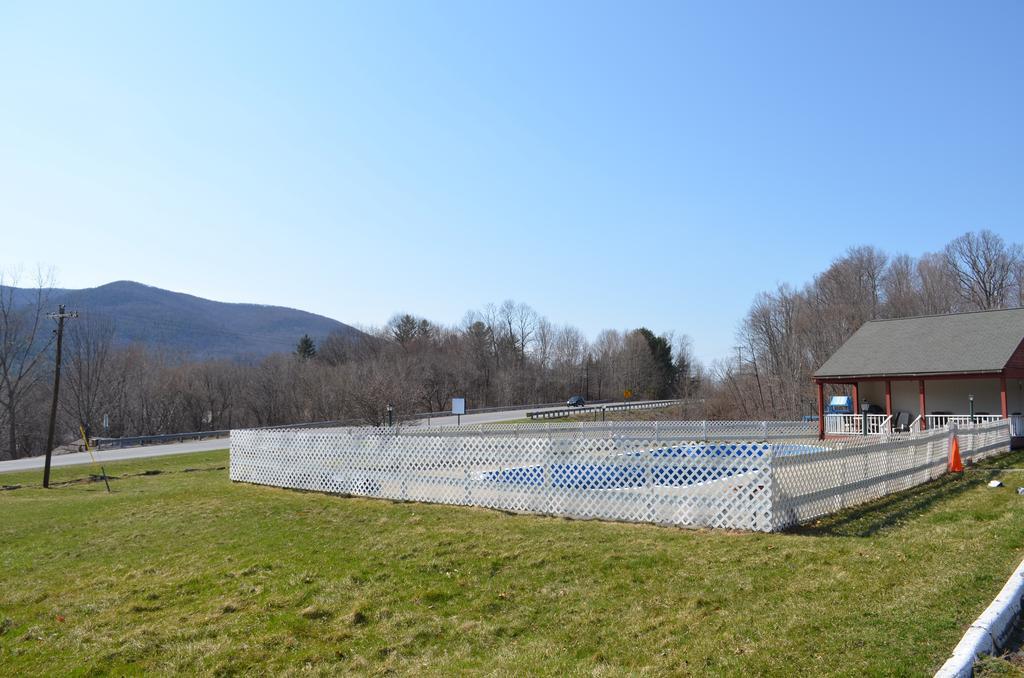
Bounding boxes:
[5,281,362,361]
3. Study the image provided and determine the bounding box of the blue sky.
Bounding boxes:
[2,1,1022,364]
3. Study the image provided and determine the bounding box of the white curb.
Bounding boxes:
[935,557,1024,677]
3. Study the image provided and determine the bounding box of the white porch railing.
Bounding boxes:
[827,413,1011,435]
[925,414,1004,429]
[824,414,892,435]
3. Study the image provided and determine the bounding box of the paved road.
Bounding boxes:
[0,438,230,474]
[0,401,642,475]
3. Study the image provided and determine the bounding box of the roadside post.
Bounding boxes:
[79,424,111,493]
[452,397,466,426]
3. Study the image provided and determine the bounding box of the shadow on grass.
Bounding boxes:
[791,471,997,538]
[792,447,1024,539]
[1,465,227,491]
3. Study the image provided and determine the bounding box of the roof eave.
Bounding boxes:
[814,369,1006,381]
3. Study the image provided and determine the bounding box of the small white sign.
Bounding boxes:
[452,397,466,415]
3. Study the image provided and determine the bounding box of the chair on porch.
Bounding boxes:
[893,411,911,433]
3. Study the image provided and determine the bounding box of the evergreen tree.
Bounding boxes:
[636,327,676,398]
[295,334,317,361]
[390,314,419,346]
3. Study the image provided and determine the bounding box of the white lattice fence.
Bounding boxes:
[230,428,775,531]
[771,429,950,529]
[957,420,1014,464]
[230,419,1013,533]
[771,418,1012,529]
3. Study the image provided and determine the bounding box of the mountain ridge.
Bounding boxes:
[3,280,362,361]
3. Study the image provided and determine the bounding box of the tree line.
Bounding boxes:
[0,279,696,460]
[710,229,1024,419]
[2,229,1020,460]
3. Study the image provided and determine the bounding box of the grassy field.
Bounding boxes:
[3,448,1024,675]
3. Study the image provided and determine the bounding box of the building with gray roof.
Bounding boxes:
[813,308,1024,438]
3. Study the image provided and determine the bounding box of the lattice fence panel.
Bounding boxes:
[957,419,1013,464]
[230,419,1013,533]
[230,429,775,531]
[770,419,1012,529]
[770,430,950,529]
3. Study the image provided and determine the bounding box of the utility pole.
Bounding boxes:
[43,305,77,488]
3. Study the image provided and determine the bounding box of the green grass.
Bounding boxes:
[976,655,1024,677]
[4,449,1024,675]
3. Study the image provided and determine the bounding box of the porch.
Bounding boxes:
[817,374,1023,437]
[811,308,1024,441]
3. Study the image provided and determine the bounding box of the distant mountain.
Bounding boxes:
[4,281,363,361]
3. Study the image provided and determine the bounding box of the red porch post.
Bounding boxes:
[884,380,892,417]
[852,383,859,414]
[918,379,926,430]
[817,381,825,439]
[1001,375,1008,419]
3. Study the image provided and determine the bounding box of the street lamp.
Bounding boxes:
[387,402,394,427]
[968,394,975,424]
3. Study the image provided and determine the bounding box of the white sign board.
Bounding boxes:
[452,397,466,415]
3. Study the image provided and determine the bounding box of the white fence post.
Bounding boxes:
[543,438,553,514]
[927,438,935,480]
[645,444,655,522]
[949,423,958,471]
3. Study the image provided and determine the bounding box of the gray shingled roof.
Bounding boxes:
[814,308,1024,379]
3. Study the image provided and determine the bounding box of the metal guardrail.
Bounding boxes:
[526,399,682,420]
[409,399,614,423]
[93,429,230,450]
[261,400,622,430]
[86,400,621,448]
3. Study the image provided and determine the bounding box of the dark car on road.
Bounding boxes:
[566,395,585,407]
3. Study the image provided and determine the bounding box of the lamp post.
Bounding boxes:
[969,394,975,424]
[387,402,394,427]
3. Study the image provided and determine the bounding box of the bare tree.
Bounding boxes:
[60,312,117,436]
[944,230,1022,310]
[881,254,923,318]
[917,252,959,315]
[0,270,55,459]
[590,329,623,401]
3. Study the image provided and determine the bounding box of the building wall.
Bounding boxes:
[858,381,885,409]
[923,379,1000,415]
[891,380,918,416]
[1006,339,1024,374]
[1009,378,1024,415]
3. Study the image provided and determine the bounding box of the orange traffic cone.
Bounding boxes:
[949,435,964,473]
